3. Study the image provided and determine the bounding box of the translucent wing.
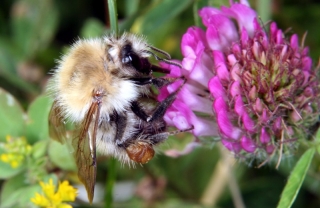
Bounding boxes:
[72,100,101,203]
[48,101,67,143]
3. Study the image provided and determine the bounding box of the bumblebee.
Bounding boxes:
[47,33,192,202]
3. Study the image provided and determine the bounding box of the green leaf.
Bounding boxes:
[25,95,53,144]
[11,0,58,59]
[132,0,193,35]
[80,18,106,38]
[0,88,26,141]
[315,128,320,154]
[48,140,76,171]
[31,139,49,159]
[0,172,29,203]
[0,148,25,179]
[1,172,58,208]
[118,12,140,33]
[0,162,25,179]
[1,184,40,208]
[0,38,39,94]
[316,127,320,141]
[124,0,140,17]
[277,148,315,208]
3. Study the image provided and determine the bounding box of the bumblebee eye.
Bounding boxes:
[122,51,142,70]
[124,52,141,69]
[122,55,132,64]
[121,44,151,74]
[121,44,136,64]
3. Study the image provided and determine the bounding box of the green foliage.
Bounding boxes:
[1,173,40,208]
[0,88,25,140]
[0,0,320,207]
[0,0,58,95]
[131,0,193,35]
[0,152,26,179]
[48,140,77,171]
[80,18,106,38]
[1,173,58,208]
[0,89,66,207]
[26,95,52,144]
[277,148,315,208]
[11,0,58,59]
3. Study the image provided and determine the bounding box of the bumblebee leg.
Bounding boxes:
[129,77,152,85]
[110,111,128,143]
[148,77,186,122]
[129,77,179,88]
[131,78,186,122]
[150,65,172,74]
[147,90,178,122]
[130,101,149,121]
[131,98,173,122]
[148,126,194,144]
[151,77,177,88]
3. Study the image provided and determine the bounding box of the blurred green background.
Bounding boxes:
[0,0,320,207]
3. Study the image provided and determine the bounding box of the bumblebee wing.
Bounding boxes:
[48,101,67,143]
[72,100,100,203]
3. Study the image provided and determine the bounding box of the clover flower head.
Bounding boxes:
[159,0,320,165]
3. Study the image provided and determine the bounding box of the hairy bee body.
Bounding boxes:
[48,34,151,123]
[95,103,167,164]
[48,33,191,202]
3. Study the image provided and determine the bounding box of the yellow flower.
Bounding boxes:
[0,135,32,168]
[31,179,78,208]
[30,193,51,207]
[57,181,77,201]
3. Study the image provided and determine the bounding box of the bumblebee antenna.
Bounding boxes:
[148,45,171,59]
[161,59,182,68]
[144,50,182,68]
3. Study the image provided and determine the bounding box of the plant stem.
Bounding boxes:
[200,145,245,208]
[193,1,200,27]
[105,1,118,207]
[257,0,272,23]
[107,0,118,36]
[105,158,117,208]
